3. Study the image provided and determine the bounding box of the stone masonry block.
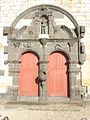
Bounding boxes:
[3,27,11,36]
[0,70,4,76]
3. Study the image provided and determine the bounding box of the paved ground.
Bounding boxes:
[0,101,90,120]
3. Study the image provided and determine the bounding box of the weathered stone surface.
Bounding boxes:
[0,102,90,120]
[3,27,11,36]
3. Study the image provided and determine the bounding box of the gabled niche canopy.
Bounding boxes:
[4,4,83,40]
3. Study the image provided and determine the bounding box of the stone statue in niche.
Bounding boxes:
[40,15,49,34]
[41,22,46,34]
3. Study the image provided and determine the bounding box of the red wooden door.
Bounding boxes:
[48,52,68,97]
[19,52,39,96]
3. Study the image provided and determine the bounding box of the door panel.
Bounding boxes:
[19,52,39,96]
[48,52,68,97]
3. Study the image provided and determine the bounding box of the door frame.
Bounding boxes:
[19,51,39,97]
[17,50,40,101]
[47,51,69,97]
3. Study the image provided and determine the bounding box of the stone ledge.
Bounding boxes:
[0,100,87,111]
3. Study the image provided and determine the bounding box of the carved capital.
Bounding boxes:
[39,38,48,46]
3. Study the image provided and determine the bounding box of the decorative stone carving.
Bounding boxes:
[23,43,31,48]
[13,42,20,47]
[67,42,74,52]
[39,38,48,46]
[39,6,49,12]
[55,44,61,50]
[39,60,48,82]
[61,25,73,38]
[39,69,47,82]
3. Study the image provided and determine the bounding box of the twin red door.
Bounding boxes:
[48,52,68,97]
[19,52,39,96]
[19,52,68,97]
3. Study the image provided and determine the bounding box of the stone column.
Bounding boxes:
[39,61,48,101]
[69,63,81,100]
[34,15,40,38]
[39,38,48,101]
[7,61,20,101]
[48,15,54,39]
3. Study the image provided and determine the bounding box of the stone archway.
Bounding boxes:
[3,4,85,101]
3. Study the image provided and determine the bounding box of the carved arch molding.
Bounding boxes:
[3,5,86,102]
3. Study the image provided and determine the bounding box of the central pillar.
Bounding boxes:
[39,61,48,101]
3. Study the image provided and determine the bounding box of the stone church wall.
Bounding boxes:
[0,0,90,120]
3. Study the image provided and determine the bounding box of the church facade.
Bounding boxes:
[3,4,86,101]
[0,0,90,120]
